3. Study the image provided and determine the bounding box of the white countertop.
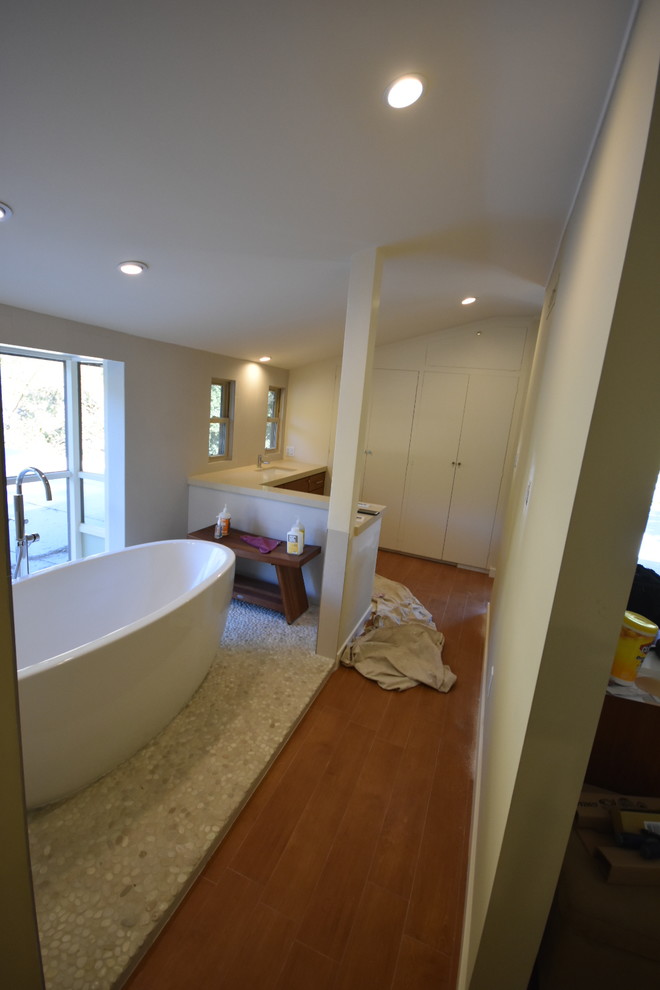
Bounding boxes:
[188,459,327,497]
[188,460,385,534]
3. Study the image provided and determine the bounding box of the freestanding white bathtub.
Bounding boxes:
[13,539,235,810]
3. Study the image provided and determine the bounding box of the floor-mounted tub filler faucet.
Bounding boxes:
[13,466,53,579]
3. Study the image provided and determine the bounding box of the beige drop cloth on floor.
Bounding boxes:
[341,574,456,692]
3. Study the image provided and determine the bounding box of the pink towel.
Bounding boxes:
[240,535,281,554]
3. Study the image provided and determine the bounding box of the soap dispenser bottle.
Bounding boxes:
[286,519,305,555]
[215,505,231,539]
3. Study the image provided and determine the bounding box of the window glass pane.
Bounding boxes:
[267,388,278,418]
[6,476,70,575]
[210,383,225,418]
[0,353,67,475]
[81,532,104,557]
[81,477,105,527]
[639,473,660,569]
[265,421,278,450]
[80,363,105,473]
[209,421,227,457]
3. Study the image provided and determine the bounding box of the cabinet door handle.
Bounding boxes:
[451,461,462,467]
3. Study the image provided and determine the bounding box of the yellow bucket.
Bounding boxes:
[610,611,658,684]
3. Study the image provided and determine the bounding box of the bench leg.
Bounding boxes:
[274,566,309,624]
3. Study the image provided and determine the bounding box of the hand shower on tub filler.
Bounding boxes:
[214,505,231,539]
[286,519,305,555]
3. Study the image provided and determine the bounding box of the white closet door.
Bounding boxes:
[362,369,419,549]
[399,372,469,558]
[442,375,518,568]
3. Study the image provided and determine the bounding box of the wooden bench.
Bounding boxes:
[187,526,321,624]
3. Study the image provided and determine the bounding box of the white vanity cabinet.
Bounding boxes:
[361,320,533,571]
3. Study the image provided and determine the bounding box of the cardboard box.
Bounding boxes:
[611,808,660,835]
[576,827,616,856]
[575,789,660,831]
[594,844,660,885]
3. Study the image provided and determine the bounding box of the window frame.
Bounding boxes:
[265,386,284,454]
[1,343,124,574]
[208,378,234,461]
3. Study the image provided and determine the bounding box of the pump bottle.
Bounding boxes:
[286,519,305,555]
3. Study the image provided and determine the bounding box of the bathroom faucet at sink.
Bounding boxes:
[13,466,53,579]
[257,454,270,469]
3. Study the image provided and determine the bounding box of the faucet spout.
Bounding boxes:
[16,465,53,500]
[13,467,53,579]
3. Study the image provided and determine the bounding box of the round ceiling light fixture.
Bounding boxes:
[386,74,425,109]
[461,296,477,306]
[259,356,271,363]
[118,260,148,276]
[0,202,14,220]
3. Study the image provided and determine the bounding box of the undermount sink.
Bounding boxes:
[255,466,297,474]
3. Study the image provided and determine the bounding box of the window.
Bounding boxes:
[209,379,233,459]
[639,473,660,571]
[265,386,283,452]
[1,345,123,577]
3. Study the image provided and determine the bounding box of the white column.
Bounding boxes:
[316,247,382,659]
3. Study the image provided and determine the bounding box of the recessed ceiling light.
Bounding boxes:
[118,261,148,276]
[259,356,271,363]
[461,296,477,306]
[0,202,14,220]
[386,74,425,109]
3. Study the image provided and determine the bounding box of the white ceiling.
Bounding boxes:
[0,1,637,369]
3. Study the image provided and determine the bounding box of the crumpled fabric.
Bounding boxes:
[240,535,281,553]
[342,574,456,692]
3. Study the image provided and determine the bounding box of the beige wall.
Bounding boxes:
[461,6,660,988]
[285,355,340,478]
[0,304,288,546]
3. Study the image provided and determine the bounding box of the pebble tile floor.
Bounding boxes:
[27,601,333,990]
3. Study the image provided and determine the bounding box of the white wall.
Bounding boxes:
[461,5,660,988]
[0,304,288,546]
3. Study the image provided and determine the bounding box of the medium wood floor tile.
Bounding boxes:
[274,941,338,990]
[125,868,262,989]
[346,670,390,732]
[202,701,324,879]
[315,664,363,715]
[391,934,454,990]
[217,898,295,990]
[296,735,404,960]
[216,704,349,885]
[334,880,408,990]
[123,877,218,989]
[260,719,375,920]
[374,682,422,748]
[369,709,446,899]
[404,732,473,955]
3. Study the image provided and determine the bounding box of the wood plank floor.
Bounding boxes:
[123,551,492,990]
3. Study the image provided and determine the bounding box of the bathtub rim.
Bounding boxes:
[14,539,235,679]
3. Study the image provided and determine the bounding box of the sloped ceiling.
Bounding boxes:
[0,0,637,367]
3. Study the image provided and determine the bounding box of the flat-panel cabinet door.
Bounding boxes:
[399,372,469,558]
[442,375,518,568]
[362,369,419,549]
